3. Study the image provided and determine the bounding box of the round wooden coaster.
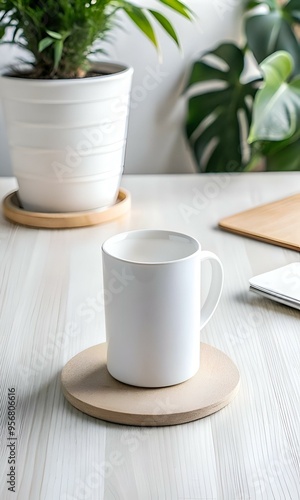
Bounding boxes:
[61,343,240,426]
[2,188,130,229]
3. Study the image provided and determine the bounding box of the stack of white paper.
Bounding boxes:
[249,262,300,310]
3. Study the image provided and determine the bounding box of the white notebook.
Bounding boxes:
[249,262,300,310]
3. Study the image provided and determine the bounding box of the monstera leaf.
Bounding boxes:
[265,138,300,170]
[185,43,261,172]
[249,51,300,170]
[246,0,300,75]
[249,51,300,142]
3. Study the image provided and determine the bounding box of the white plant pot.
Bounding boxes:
[0,62,133,212]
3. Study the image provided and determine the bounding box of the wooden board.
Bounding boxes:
[61,342,240,426]
[219,194,300,251]
[2,188,130,229]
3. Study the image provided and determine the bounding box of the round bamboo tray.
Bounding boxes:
[2,188,131,229]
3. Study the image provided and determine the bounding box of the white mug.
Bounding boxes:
[102,229,223,387]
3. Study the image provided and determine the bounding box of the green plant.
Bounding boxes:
[0,0,193,79]
[185,0,300,172]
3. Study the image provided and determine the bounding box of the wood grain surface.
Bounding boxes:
[0,174,299,500]
[219,193,300,251]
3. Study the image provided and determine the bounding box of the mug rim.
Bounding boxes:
[102,229,200,265]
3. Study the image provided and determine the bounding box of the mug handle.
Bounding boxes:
[200,251,224,329]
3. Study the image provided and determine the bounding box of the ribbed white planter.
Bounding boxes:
[0,62,133,212]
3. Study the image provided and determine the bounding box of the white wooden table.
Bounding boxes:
[0,174,299,500]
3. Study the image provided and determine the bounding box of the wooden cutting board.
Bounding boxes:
[219,194,300,251]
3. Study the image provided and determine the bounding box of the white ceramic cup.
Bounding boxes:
[102,229,223,387]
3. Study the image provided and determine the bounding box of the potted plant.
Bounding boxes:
[0,0,192,212]
[184,0,300,172]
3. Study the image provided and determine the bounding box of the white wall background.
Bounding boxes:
[0,0,243,176]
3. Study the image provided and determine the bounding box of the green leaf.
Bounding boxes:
[0,0,189,78]
[149,10,180,47]
[261,49,294,85]
[265,138,300,171]
[158,0,193,20]
[0,25,5,39]
[185,61,227,91]
[38,37,54,53]
[123,5,158,49]
[246,0,263,9]
[249,51,300,143]
[283,0,300,24]
[247,0,277,10]
[185,43,260,172]
[46,30,62,40]
[245,10,300,75]
[54,40,63,70]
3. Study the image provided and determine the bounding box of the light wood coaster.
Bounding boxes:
[61,342,240,426]
[2,188,130,229]
[219,193,300,251]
